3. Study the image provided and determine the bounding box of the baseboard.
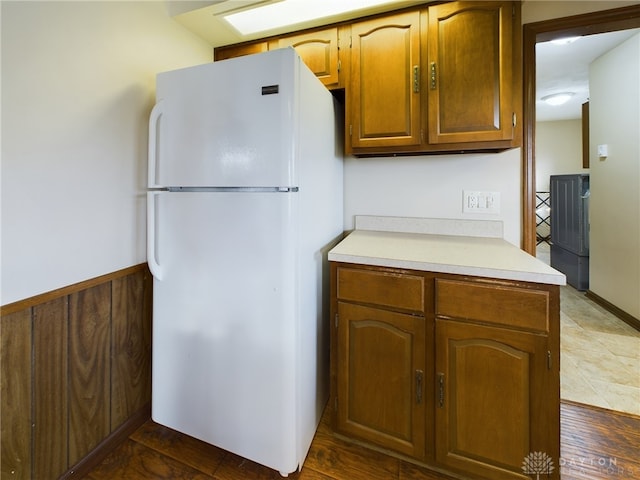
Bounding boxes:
[585,290,640,332]
[561,399,640,420]
[60,403,151,479]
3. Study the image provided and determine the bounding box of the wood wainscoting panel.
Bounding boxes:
[0,264,152,480]
[0,308,32,480]
[111,270,152,429]
[68,282,112,466]
[33,297,69,478]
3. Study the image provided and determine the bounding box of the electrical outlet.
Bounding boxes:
[463,190,501,214]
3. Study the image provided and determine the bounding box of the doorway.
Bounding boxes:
[523,5,640,253]
[523,5,640,416]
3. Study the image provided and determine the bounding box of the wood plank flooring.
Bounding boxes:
[83,401,640,480]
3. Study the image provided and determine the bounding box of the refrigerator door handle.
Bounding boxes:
[148,100,164,189]
[147,191,163,280]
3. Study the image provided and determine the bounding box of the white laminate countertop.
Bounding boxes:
[328,229,566,286]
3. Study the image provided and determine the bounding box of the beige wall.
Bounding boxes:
[1,1,213,305]
[522,0,640,24]
[588,33,640,318]
[535,120,586,192]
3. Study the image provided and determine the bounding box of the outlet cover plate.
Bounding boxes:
[463,190,501,214]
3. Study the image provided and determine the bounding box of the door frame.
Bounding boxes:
[522,4,640,254]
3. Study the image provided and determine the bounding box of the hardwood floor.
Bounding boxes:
[83,401,640,480]
[560,401,640,480]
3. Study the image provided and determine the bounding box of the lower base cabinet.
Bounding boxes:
[336,302,427,459]
[330,263,560,480]
[435,320,554,480]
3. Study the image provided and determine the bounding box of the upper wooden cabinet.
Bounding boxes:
[278,27,342,88]
[427,1,514,144]
[215,26,345,90]
[214,1,522,155]
[214,41,268,61]
[348,1,520,155]
[349,11,422,148]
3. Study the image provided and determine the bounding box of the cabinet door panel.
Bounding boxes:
[428,1,513,143]
[435,319,556,480]
[337,302,426,458]
[337,267,425,312]
[279,28,339,87]
[214,42,268,61]
[350,12,421,148]
[435,279,550,333]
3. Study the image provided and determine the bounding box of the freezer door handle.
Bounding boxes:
[147,191,163,280]
[148,100,164,189]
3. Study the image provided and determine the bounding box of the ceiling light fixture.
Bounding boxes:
[541,92,575,106]
[223,0,398,35]
[550,36,581,45]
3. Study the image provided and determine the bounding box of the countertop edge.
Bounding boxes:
[328,252,566,286]
[328,225,566,286]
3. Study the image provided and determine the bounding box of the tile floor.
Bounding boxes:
[537,243,640,416]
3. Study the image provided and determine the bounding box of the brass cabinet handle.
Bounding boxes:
[413,65,420,93]
[430,62,437,90]
[415,369,424,404]
[437,372,445,407]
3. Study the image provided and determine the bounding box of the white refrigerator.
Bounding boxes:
[146,48,343,476]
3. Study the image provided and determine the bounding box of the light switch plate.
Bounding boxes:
[598,144,608,158]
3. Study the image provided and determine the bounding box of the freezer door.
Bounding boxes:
[149,49,299,188]
[149,190,299,472]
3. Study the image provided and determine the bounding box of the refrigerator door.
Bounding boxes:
[149,49,299,189]
[149,190,299,473]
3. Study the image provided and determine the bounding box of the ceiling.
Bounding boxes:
[536,28,640,122]
[169,1,639,123]
[170,0,424,46]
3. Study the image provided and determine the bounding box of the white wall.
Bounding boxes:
[1,1,213,305]
[344,149,522,244]
[588,33,640,319]
[535,120,586,191]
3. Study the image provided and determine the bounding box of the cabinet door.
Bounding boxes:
[337,302,426,459]
[279,28,340,88]
[214,41,268,61]
[435,320,558,480]
[350,11,422,148]
[428,1,514,143]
